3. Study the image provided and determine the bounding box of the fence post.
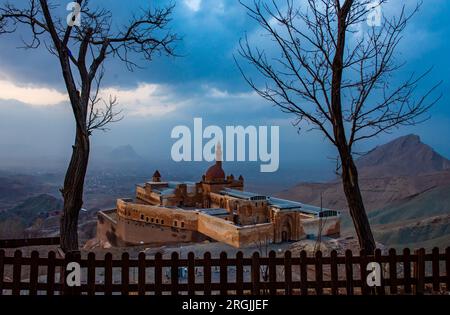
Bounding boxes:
[359,249,368,295]
[121,252,130,295]
[171,252,179,295]
[300,250,308,295]
[203,252,212,296]
[154,252,162,295]
[330,250,338,295]
[235,251,243,295]
[220,252,228,295]
[29,250,39,296]
[73,251,82,296]
[138,252,146,296]
[251,252,260,295]
[284,251,292,295]
[46,251,56,296]
[446,247,450,292]
[62,251,72,296]
[268,251,276,295]
[12,250,22,296]
[403,248,412,294]
[388,248,397,295]
[0,249,4,296]
[414,248,425,295]
[315,250,323,295]
[431,247,440,292]
[188,252,195,295]
[345,250,353,295]
[87,252,96,296]
[104,252,113,296]
[375,249,385,295]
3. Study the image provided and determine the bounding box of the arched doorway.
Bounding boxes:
[281,218,292,242]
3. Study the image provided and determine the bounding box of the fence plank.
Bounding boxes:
[284,251,292,295]
[446,247,450,292]
[104,253,113,296]
[375,249,385,295]
[359,250,368,295]
[220,252,228,295]
[46,251,56,296]
[0,249,4,296]
[171,252,179,295]
[87,252,96,296]
[154,252,162,295]
[121,252,129,295]
[345,250,353,295]
[300,250,308,295]
[403,248,412,294]
[12,250,22,295]
[414,248,425,295]
[138,252,146,296]
[29,251,39,296]
[432,247,440,292]
[188,252,195,295]
[251,252,260,295]
[268,251,276,295]
[203,252,212,296]
[388,248,397,295]
[315,251,323,295]
[235,252,243,295]
[330,250,338,295]
[73,252,82,296]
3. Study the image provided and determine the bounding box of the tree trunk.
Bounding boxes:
[339,146,376,253]
[60,126,90,252]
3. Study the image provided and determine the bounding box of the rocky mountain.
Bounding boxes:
[356,134,450,178]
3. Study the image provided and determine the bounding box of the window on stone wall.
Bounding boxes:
[146,217,149,222]
[174,220,178,227]
[151,218,154,223]
[156,219,159,224]
[140,214,144,220]
[181,222,184,228]
[161,219,164,225]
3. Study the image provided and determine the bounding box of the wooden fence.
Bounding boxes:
[0,247,449,295]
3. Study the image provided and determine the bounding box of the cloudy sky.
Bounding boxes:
[0,0,449,179]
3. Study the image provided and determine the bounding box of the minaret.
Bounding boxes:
[215,141,223,165]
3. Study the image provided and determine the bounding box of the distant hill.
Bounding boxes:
[108,145,142,161]
[0,193,63,238]
[277,135,450,211]
[357,134,450,178]
[0,193,63,225]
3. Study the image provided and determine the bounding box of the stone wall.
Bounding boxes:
[197,212,274,248]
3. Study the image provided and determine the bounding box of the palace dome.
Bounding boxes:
[205,161,225,181]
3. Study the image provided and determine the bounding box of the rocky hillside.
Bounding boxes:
[356,134,450,178]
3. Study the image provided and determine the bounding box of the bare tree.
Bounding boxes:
[237,0,441,253]
[0,0,178,252]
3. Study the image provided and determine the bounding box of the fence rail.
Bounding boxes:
[0,247,449,295]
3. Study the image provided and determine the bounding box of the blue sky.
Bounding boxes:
[0,0,449,180]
